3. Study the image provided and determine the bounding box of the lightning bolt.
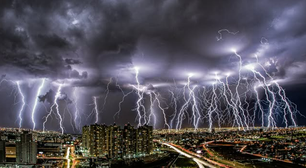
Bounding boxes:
[113,80,133,119]
[176,74,193,130]
[187,78,201,130]
[216,73,240,129]
[216,29,239,41]
[16,81,26,130]
[0,75,8,87]
[169,90,178,129]
[224,74,244,129]
[64,100,76,133]
[32,78,46,131]
[253,84,265,128]
[207,82,218,132]
[133,67,146,127]
[101,77,112,116]
[242,78,253,128]
[232,50,249,130]
[151,91,170,129]
[247,67,268,128]
[72,87,81,131]
[43,84,64,134]
[93,96,99,124]
[255,72,276,128]
[147,92,157,129]
[275,84,297,127]
[1,79,30,130]
[255,55,297,127]
[246,65,277,128]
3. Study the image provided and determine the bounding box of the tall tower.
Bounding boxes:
[82,125,90,149]
[123,123,135,158]
[0,141,5,163]
[109,123,122,159]
[16,131,37,164]
[136,125,153,156]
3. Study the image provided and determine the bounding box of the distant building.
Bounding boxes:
[88,124,105,157]
[37,142,63,157]
[136,125,153,156]
[109,124,122,159]
[5,144,16,160]
[123,124,136,158]
[16,131,37,164]
[82,125,90,150]
[82,123,153,159]
[0,141,5,163]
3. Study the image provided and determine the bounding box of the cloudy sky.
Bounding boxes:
[1,0,306,133]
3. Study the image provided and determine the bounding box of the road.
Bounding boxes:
[162,142,217,168]
[203,141,245,168]
[37,145,85,168]
[65,147,71,168]
[240,145,294,164]
[70,146,79,168]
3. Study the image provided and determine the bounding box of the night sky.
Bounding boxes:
[1,0,306,133]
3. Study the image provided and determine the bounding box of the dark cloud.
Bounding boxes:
[65,58,82,65]
[34,34,70,50]
[39,89,55,104]
[1,0,306,132]
[0,0,305,84]
[58,92,73,104]
[39,89,72,104]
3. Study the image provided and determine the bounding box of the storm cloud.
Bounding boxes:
[1,0,306,133]
[0,0,305,84]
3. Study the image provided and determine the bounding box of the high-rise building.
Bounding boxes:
[16,131,37,164]
[109,124,122,159]
[122,123,135,158]
[82,125,90,150]
[82,124,153,159]
[88,124,104,157]
[0,141,5,163]
[99,124,110,157]
[136,125,153,156]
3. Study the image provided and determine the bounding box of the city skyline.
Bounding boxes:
[1,0,306,134]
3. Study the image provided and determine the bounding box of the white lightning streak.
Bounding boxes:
[32,78,46,130]
[176,75,193,130]
[113,81,133,119]
[217,74,241,129]
[190,85,200,130]
[250,69,277,128]
[73,88,80,131]
[255,56,297,127]
[43,84,64,134]
[233,51,249,130]
[101,77,112,116]
[250,71,267,127]
[16,81,25,130]
[225,75,244,129]
[207,83,218,132]
[152,91,170,129]
[216,29,239,41]
[94,96,99,124]
[134,67,145,127]
[169,90,178,129]
[147,92,157,129]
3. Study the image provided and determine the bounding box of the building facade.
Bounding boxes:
[0,141,5,163]
[16,131,37,164]
[82,125,90,150]
[82,124,153,159]
[136,125,153,156]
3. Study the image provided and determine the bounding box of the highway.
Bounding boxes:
[239,145,294,164]
[65,147,71,168]
[162,142,217,168]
